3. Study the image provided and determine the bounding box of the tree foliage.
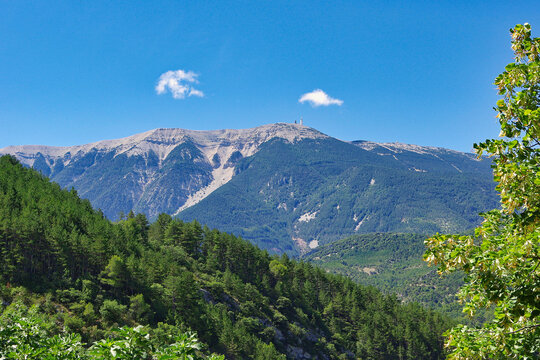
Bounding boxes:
[0,302,223,360]
[425,23,540,359]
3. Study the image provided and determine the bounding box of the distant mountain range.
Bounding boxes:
[0,123,498,254]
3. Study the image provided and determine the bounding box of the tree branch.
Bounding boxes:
[508,324,540,334]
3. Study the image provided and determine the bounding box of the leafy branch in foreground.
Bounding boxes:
[424,23,540,359]
[0,302,224,359]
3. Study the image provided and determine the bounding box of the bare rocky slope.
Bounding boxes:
[1,124,326,218]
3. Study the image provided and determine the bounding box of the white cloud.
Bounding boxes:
[155,70,204,99]
[298,89,343,107]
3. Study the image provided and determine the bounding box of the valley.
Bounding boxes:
[302,233,490,324]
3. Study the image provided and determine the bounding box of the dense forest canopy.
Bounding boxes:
[303,234,471,321]
[0,154,451,359]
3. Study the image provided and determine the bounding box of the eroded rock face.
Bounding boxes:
[0,123,327,219]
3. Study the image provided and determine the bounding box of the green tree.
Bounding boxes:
[148,213,172,246]
[163,272,202,326]
[425,23,540,359]
[253,341,286,360]
[89,326,224,360]
[100,300,128,326]
[100,255,130,297]
[129,294,153,324]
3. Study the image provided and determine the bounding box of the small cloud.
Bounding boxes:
[155,69,204,99]
[299,89,343,107]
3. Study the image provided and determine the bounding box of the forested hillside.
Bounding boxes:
[180,136,497,254]
[303,234,482,322]
[0,155,452,359]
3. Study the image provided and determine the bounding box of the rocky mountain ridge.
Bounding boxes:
[3,123,327,165]
[1,123,326,218]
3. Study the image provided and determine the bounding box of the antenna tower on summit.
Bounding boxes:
[300,117,303,125]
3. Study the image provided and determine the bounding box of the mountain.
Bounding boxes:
[0,155,451,359]
[0,124,326,220]
[0,123,498,254]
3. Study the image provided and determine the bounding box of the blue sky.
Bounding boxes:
[1,1,538,152]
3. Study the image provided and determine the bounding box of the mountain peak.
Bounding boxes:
[0,123,331,218]
[140,122,327,148]
[0,123,327,167]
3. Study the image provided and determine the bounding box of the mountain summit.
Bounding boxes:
[2,123,327,169]
[0,123,497,254]
[1,123,326,216]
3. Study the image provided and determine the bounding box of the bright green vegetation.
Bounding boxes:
[0,303,223,359]
[0,155,452,359]
[425,24,540,358]
[303,233,492,324]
